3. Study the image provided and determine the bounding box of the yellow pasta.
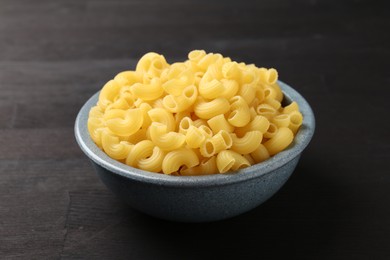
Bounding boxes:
[228,96,251,127]
[231,131,263,154]
[194,97,230,119]
[207,114,235,134]
[263,127,294,155]
[162,148,199,174]
[216,150,251,173]
[88,51,303,175]
[149,122,186,151]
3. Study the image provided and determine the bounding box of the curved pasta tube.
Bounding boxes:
[162,148,200,174]
[126,140,165,172]
[263,127,294,155]
[272,114,290,128]
[101,129,134,160]
[180,156,217,176]
[270,82,283,102]
[263,86,278,101]
[264,122,278,139]
[207,114,234,134]
[188,50,207,62]
[220,79,239,99]
[137,146,165,172]
[199,78,224,99]
[98,80,122,110]
[250,144,270,163]
[114,71,141,86]
[238,83,256,105]
[194,97,230,119]
[200,130,232,157]
[217,150,251,173]
[87,117,105,148]
[126,140,154,166]
[197,53,223,71]
[258,68,278,85]
[138,102,152,129]
[178,117,194,135]
[136,52,168,77]
[192,118,207,128]
[185,125,206,148]
[106,92,135,111]
[104,108,143,137]
[264,98,281,110]
[222,61,240,79]
[148,108,176,132]
[283,101,299,114]
[231,131,263,154]
[162,67,195,96]
[228,96,251,127]
[149,122,186,151]
[162,85,198,113]
[288,111,303,134]
[256,103,278,119]
[89,105,104,118]
[235,115,270,137]
[130,78,164,101]
[127,127,148,144]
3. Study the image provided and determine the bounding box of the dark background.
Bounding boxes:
[1,0,389,259]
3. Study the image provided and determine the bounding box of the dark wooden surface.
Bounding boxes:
[1,0,389,259]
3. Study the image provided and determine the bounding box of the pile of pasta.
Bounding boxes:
[88,50,303,175]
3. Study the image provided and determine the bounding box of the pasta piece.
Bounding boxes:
[162,85,198,113]
[185,125,207,148]
[272,114,290,128]
[250,144,270,163]
[235,115,270,137]
[148,108,176,132]
[114,71,141,86]
[101,129,134,160]
[199,78,224,99]
[194,97,230,119]
[231,131,263,154]
[178,117,194,135]
[288,111,303,134]
[200,130,232,157]
[137,146,165,172]
[238,83,256,105]
[263,127,294,155]
[180,156,217,176]
[207,114,235,134]
[264,122,278,139]
[126,140,154,167]
[130,78,164,101]
[256,103,278,119]
[98,80,122,110]
[162,148,200,174]
[149,122,186,151]
[87,117,104,148]
[228,96,251,127]
[283,101,299,114]
[136,52,168,77]
[188,50,207,62]
[217,150,251,173]
[220,79,239,99]
[259,68,278,85]
[222,61,240,79]
[104,108,143,137]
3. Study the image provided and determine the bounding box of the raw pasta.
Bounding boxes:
[87,50,303,175]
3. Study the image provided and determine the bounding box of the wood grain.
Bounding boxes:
[0,0,389,259]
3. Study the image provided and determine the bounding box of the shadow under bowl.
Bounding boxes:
[75,80,315,222]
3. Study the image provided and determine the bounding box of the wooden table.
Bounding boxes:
[1,0,389,259]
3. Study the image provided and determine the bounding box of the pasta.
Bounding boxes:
[88,51,303,175]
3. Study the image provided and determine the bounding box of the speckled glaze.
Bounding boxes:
[75,80,315,222]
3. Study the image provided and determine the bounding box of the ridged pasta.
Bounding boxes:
[162,148,200,174]
[216,150,251,173]
[231,131,263,154]
[88,51,303,175]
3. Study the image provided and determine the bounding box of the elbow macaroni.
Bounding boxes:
[88,51,303,175]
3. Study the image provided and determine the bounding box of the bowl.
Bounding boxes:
[74,80,315,222]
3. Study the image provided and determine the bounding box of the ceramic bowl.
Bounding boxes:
[75,80,315,222]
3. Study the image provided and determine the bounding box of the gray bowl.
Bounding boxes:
[74,80,315,222]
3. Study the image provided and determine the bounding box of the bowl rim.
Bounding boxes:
[75,80,315,187]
